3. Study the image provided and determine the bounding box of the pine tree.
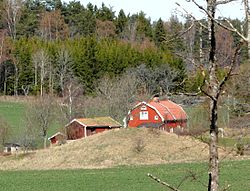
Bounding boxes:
[153,18,166,48]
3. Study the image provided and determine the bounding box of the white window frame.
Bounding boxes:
[140,111,148,120]
[154,115,159,120]
[130,115,133,120]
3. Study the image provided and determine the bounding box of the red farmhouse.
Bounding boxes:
[127,97,187,131]
[66,117,122,140]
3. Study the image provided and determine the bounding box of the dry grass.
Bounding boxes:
[0,128,232,170]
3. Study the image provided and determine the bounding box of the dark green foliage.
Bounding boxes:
[0,0,246,98]
[16,0,42,38]
[136,12,153,41]
[96,3,115,21]
[153,18,166,48]
[62,1,96,37]
[13,38,35,94]
[115,9,128,35]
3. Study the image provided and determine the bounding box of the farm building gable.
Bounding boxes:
[48,132,66,145]
[127,96,187,129]
[66,116,122,140]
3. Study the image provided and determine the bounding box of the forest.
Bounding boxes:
[0,0,249,121]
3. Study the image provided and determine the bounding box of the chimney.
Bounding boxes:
[152,94,160,102]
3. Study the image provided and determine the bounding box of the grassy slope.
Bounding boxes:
[0,101,26,137]
[0,160,250,191]
[0,128,234,170]
[0,101,62,145]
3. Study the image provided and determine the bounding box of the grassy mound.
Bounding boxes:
[0,128,230,170]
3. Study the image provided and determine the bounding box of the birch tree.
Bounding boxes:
[2,0,23,40]
[183,1,244,190]
[32,49,50,96]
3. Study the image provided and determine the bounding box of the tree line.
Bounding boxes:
[0,0,248,97]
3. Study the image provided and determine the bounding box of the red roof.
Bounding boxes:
[147,100,187,122]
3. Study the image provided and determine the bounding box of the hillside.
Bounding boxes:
[0,128,233,170]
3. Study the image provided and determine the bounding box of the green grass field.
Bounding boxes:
[0,101,61,146]
[0,101,26,136]
[0,160,249,191]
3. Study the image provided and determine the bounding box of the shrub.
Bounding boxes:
[134,138,146,153]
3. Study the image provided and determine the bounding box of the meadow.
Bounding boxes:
[0,160,250,191]
[0,100,61,146]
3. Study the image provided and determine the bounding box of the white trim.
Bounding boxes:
[84,126,87,137]
[65,119,87,128]
[48,132,65,140]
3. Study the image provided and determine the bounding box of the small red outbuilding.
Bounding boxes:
[48,132,66,145]
[66,116,122,140]
[127,96,187,131]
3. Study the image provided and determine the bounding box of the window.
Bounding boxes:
[154,115,159,120]
[141,106,147,110]
[140,111,148,120]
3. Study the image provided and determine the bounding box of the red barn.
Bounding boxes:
[66,117,122,140]
[48,132,66,145]
[127,96,187,131]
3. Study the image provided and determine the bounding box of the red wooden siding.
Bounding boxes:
[128,100,187,129]
[66,121,85,140]
[128,103,162,128]
[50,137,57,144]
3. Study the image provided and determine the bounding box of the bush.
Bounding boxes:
[236,142,245,156]
[134,138,146,153]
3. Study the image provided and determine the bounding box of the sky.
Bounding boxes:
[74,0,245,22]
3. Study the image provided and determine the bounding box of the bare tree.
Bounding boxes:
[55,48,73,97]
[181,1,244,190]
[28,95,55,149]
[243,0,250,59]
[32,49,50,96]
[132,64,178,95]
[60,76,83,121]
[1,0,23,40]
[97,71,139,120]
[39,10,69,41]
[0,115,11,150]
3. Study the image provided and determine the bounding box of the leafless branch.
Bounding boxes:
[190,0,248,41]
[216,41,244,99]
[216,0,238,6]
[164,21,195,43]
[147,173,181,191]
[243,0,249,17]
[175,2,208,29]
[174,52,204,70]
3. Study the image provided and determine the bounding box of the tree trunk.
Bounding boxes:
[244,0,250,60]
[199,25,204,64]
[4,68,7,95]
[247,12,250,59]
[209,99,219,191]
[207,1,219,190]
[34,62,38,95]
[43,135,47,149]
[14,64,18,96]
